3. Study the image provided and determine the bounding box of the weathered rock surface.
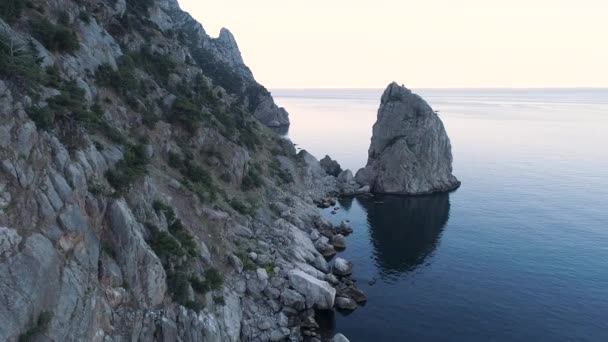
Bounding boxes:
[356,82,460,194]
[332,257,353,276]
[288,270,336,310]
[320,155,342,177]
[0,0,357,340]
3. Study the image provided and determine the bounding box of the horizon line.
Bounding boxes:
[269,86,608,90]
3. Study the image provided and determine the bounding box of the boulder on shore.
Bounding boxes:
[355,82,460,195]
[288,269,336,310]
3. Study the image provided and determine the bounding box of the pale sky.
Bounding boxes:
[177,0,608,88]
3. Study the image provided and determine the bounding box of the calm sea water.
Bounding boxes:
[272,88,608,341]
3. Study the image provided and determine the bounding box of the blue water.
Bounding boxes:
[272,89,608,341]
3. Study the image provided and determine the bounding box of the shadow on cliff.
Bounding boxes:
[355,193,451,278]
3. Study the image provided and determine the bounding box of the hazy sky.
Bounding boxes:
[178,0,608,88]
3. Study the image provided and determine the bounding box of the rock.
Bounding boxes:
[258,319,272,330]
[252,93,290,127]
[109,201,166,307]
[0,227,22,258]
[332,257,353,276]
[337,169,354,184]
[313,236,336,257]
[325,273,339,285]
[355,185,371,194]
[335,297,357,311]
[287,270,336,310]
[355,82,460,194]
[330,234,346,249]
[281,288,306,311]
[257,268,269,283]
[320,155,342,177]
[333,333,351,342]
[345,287,367,303]
[270,329,286,341]
[336,221,353,235]
[229,254,244,273]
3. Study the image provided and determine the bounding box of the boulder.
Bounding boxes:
[314,236,336,257]
[335,297,357,311]
[287,270,336,310]
[330,234,346,249]
[332,257,353,276]
[355,82,460,194]
[333,333,351,342]
[345,287,367,303]
[320,155,342,177]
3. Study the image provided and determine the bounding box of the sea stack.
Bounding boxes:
[355,82,460,194]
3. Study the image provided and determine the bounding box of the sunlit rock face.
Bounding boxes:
[356,82,460,194]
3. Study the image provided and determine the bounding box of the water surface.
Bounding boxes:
[273,88,608,341]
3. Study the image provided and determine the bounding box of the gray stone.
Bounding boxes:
[287,270,335,310]
[332,257,353,276]
[333,333,351,342]
[355,82,460,194]
[320,155,342,177]
[229,254,244,273]
[335,297,357,311]
[281,288,306,311]
[109,200,166,307]
[330,234,346,249]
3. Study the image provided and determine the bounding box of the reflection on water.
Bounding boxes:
[357,194,450,279]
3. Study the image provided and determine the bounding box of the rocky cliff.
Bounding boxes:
[0,1,353,341]
[356,83,460,194]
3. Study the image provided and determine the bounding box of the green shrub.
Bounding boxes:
[241,165,263,191]
[30,17,79,53]
[150,230,185,261]
[105,143,149,191]
[213,295,225,306]
[167,151,184,170]
[230,198,255,216]
[44,65,62,88]
[0,0,25,23]
[189,275,206,294]
[169,96,205,132]
[95,56,138,97]
[128,47,176,84]
[167,270,190,305]
[0,33,44,89]
[78,11,90,24]
[270,159,294,185]
[127,0,154,12]
[204,268,223,291]
[27,105,55,130]
[168,219,198,257]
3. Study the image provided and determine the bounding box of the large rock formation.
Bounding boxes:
[356,82,460,194]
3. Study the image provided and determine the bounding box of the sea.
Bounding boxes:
[272,88,608,342]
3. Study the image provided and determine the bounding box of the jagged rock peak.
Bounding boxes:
[355,82,460,194]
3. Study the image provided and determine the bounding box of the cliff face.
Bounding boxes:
[356,83,460,194]
[0,1,350,341]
